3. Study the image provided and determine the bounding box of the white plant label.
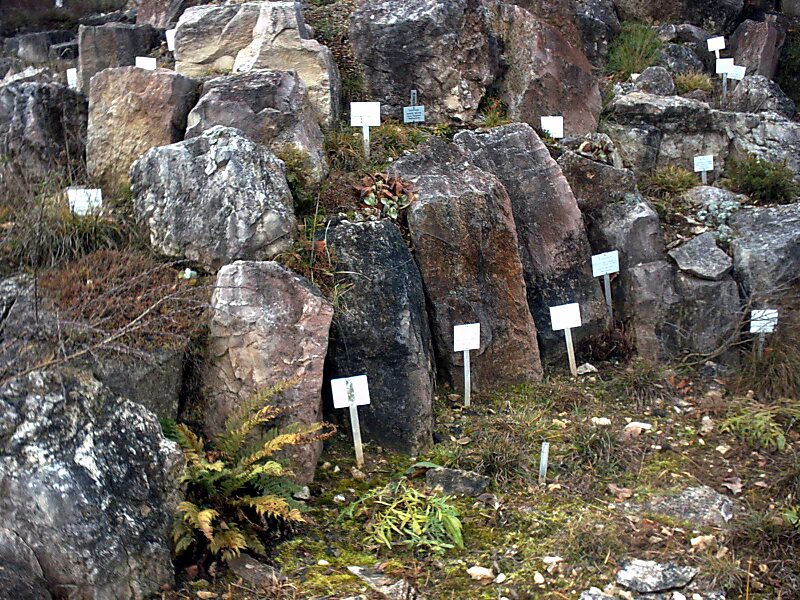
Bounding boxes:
[453,323,481,352]
[750,309,778,334]
[331,375,371,409]
[135,56,157,70]
[591,251,620,278]
[166,29,177,52]
[694,155,714,172]
[541,116,564,139]
[403,105,425,124]
[55,0,63,7]
[66,68,78,90]
[707,36,726,52]
[350,102,381,127]
[67,188,103,215]
[716,58,735,74]
[550,303,582,331]
[728,65,747,81]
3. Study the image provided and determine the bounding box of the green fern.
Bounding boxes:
[721,400,800,452]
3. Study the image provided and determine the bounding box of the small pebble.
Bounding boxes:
[533,571,545,584]
[333,494,346,504]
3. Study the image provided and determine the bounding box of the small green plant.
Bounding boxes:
[172,381,335,562]
[776,31,800,107]
[724,155,799,205]
[275,145,317,215]
[343,479,464,554]
[675,71,713,94]
[605,359,668,407]
[354,173,415,220]
[720,399,800,452]
[643,165,697,198]
[607,23,662,81]
[479,98,510,128]
[784,505,800,532]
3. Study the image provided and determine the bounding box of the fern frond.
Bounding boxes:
[243,422,333,467]
[239,494,305,522]
[241,528,267,557]
[172,516,195,555]
[210,523,248,561]
[178,501,218,540]
[175,424,205,465]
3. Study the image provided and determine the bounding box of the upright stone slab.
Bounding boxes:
[13,30,75,64]
[557,150,639,212]
[77,23,158,94]
[137,0,190,28]
[730,18,786,80]
[87,66,198,192]
[202,261,333,483]
[455,124,607,358]
[325,219,435,454]
[391,138,543,389]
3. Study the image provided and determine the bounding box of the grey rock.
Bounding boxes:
[227,554,286,588]
[674,272,741,356]
[186,69,328,182]
[77,23,159,94]
[642,486,736,527]
[635,66,675,96]
[0,370,183,599]
[575,0,621,66]
[558,150,639,212]
[78,9,137,27]
[347,566,425,600]
[579,588,615,600]
[455,124,608,360]
[0,527,52,599]
[131,126,295,271]
[656,43,704,75]
[137,0,190,28]
[727,75,796,119]
[612,0,743,32]
[2,66,59,85]
[426,467,490,496]
[48,40,79,61]
[12,30,75,63]
[616,559,696,593]
[691,185,746,241]
[668,232,733,280]
[325,220,435,454]
[730,18,786,80]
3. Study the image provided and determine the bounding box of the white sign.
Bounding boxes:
[403,105,425,124]
[694,155,714,172]
[716,58,735,75]
[453,323,481,352]
[728,65,747,81]
[67,188,103,215]
[166,29,177,52]
[707,36,726,52]
[66,68,78,90]
[55,0,63,7]
[350,102,381,127]
[591,251,620,278]
[135,56,157,70]
[750,309,778,334]
[331,375,371,409]
[541,116,564,139]
[550,303,582,331]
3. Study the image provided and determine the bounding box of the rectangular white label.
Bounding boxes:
[66,68,78,90]
[750,309,778,334]
[135,56,157,70]
[331,375,371,409]
[716,58,735,75]
[350,102,381,127]
[592,251,620,277]
[550,303,582,331]
[707,36,726,52]
[728,65,747,81]
[166,29,177,52]
[694,155,714,172]
[453,323,481,352]
[55,0,63,7]
[540,116,564,139]
[67,188,103,215]
[403,105,425,124]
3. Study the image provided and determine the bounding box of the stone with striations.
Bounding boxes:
[668,232,733,281]
[558,151,639,213]
[136,0,190,28]
[574,0,621,67]
[727,75,796,119]
[730,18,786,80]
[77,23,159,94]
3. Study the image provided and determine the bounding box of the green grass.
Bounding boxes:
[675,71,713,94]
[607,23,662,81]
[724,154,800,205]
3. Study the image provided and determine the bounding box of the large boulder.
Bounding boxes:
[349,0,499,124]
[0,370,183,599]
[202,261,333,483]
[557,150,639,213]
[634,66,675,95]
[489,3,602,135]
[574,0,621,67]
[730,18,786,80]
[726,75,796,118]
[11,30,75,64]
[137,0,190,28]
[391,138,543,389]
[77,23,159,94]
[0,82,87,190]
[131,126,295,271]
[454,124,607,359]
[655,43,704,75]
[612,0,743,31]
[325,219,435,454]
[87,66,198,193]
[0,527,52,599]
[185,69,328,182]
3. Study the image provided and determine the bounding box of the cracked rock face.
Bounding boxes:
[0,370,183,599]
[668,232,733,281]
[616,559,697,593]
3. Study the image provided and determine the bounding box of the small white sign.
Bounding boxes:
[591,251,620,278]
[750,309,778,334]
[350,102,381,127]
[331,375,371,409]
[550,303,582,331]
[66,68,78,90]
[540,116,564,139]
[728,65,747,81]
[67,188,103,215]
[716,58,735,75]
[135,56,157,70]
[453,323,481,352]
[166,29,177,52]
[694,155,715,172]
[707,36,726,52]
[403,105,425,124]
[55,0,63,7]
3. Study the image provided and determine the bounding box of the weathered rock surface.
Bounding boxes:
[77,23,158,94]
[137,0,189,28]
[349,0,498,124]
[612,0,743,31]
[391,138,543,389]
[616,559,697,593]
[687,185,746,240]
[668,232,733,280]
[558,151,639,213]
[0,527,52,600]
[727,75,796,118]
[0,82,87,189]
[0,370,183,599]
[642,485,736,527]
[730,18,786,79]
[426,467,490,496]
[655,42,704,75]
[455,124,607,359]
[325,219,435,454]
[131,126,295,271]
[579,588,614,600]
[186,69,327,181]
[202,261,333,483]
[574,0,621,66]
[87,66,198,192]
[730,203,800,295]
[12,30,75,64]
[634,66,675,95]
[174,4,258,74]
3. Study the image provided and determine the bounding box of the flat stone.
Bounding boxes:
[668,232,733,280]
[635,66,675,96]
[616,559,697,593]
[643,486,736,527]
[426,467,490,497]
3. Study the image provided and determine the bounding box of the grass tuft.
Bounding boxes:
[607,23,662,81]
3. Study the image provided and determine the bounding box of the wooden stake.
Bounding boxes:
[603,273,613,321]
[348,403,364,468]
[758,332,766,360]
[463,349,471,408]
[565,327,577,377]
